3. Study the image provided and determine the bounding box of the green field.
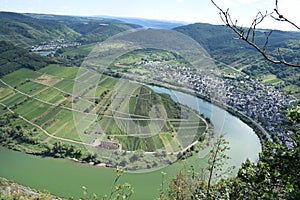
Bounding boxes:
[0,65,208,171]
[261,74,284,86]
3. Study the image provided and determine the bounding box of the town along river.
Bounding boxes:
[0,86,261,200]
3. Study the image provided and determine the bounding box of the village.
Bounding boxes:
[31,39,81,51]
[129,61,296,144]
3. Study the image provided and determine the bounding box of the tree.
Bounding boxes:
[164,103,300,199]
[206,135,233,195]
[211,0,300,68]
[217,105,300,199]
[164,135,233,199]
[286,100,300,123]
[229,141,299,199]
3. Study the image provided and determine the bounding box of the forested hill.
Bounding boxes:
[0,12,142,75]
[0,12,142,47]
[0,12,80,47]
[0,41,53,76]
[21,13,142,43]
[174,22,300,64]
[1,11,299,96]
[174,23,300,97]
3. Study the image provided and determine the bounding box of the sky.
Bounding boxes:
[1,0,299,31]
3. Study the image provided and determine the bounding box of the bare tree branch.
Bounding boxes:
[272,0,300,30]
[211,0,300,68]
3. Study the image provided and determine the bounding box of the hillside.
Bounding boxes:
[0,41,54,76]
[0,64,208,171]
[0,12,299,199]
[0,12,80,47]
[25,13,142,43]
[174,23,300,97]
[0,12,142,48]
[0,177,60,200]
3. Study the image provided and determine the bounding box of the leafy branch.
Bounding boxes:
[211,0,300,68]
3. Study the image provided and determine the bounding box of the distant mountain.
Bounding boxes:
[175,23,300,56]
[0,12,80,47]
[0,12,142,47]
[96,16,187,29]
[174,23,300,97]
[25,13,142,43]
[0,12,299,96]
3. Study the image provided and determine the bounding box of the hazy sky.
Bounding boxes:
[1,0,299,31]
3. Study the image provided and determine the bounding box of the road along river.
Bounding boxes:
[0,85,261,200]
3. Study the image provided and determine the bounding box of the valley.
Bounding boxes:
[0,64,210,171]
[0,9,299,200]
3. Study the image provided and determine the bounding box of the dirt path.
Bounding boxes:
[43,121,69,143]
[0,102,92,146]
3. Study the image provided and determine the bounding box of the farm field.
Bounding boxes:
[0,64,208,171]
[261,74,284,86]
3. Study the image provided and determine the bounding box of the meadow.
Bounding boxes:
[0,64,208,171]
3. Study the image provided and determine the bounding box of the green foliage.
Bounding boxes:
[228,136,300,199]
[0,113,44,153]
[0,177,60,200]
[0,12,80,47]
[163,104,300,199]
[163,135,233,199]
[206,135,232,192]
[25,13,141,44]
[0,41,54,76]
[160,93,181,119]
[175,23,300,96]
[286,100,300,123]
[0,108,98,164]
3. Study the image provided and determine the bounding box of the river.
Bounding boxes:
[0,85,261,199]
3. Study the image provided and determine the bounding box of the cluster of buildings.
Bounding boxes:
[31,39,81,51]
[132,61,297,143]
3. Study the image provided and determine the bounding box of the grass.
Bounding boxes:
[0,88,13,100]
[221,67,242,76]
[98,75,118,89]
[1,93,27,107]
[38,64,79,79]
[114,134,164,152]
[34,106,62,126]
[2,68,40,87]
[62,43,96,57]
[129,68,149,75]
[261,74,284,86]
[14,99,52,120]
[33,87,66,104]
[0,65,208,171]
[53,79,75,94]
[16,81,47,96]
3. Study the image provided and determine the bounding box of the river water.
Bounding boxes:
[149,85,262,167]
[0,85,261,199]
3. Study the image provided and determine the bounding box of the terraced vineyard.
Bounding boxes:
[0,64,208,171]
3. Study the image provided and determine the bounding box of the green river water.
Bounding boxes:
[0,86,262,199]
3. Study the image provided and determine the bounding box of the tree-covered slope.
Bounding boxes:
[174,23,300,97]
[0,41,54,76]
[0,12,142,47]
[174,23,300,63]
[25,13,142,43]
[0,12,80,47]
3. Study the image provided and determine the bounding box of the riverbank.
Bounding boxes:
[0,82,261,199]
[0,73,262,199]
[0,176,60,200]
[113,72,269,149]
